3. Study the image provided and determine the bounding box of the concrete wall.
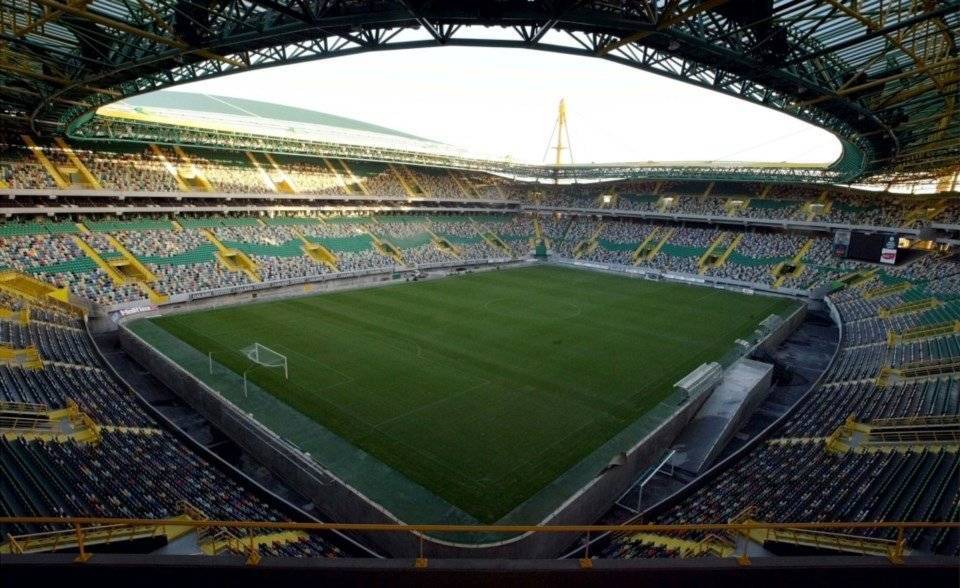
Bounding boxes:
[757,304,808,354]
[697,359,774,473]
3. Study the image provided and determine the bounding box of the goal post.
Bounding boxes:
[243,342,289,378]
[240,342,289,396]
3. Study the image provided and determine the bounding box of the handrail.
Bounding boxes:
[0,400,48,414]
[2,516,956,535]
[6,516,953,567]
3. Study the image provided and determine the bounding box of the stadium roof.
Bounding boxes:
[2,1,958,183]
[119,91,431,142]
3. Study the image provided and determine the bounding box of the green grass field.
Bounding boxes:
[147,265,796,522]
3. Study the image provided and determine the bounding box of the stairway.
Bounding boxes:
[200,229,261,282]
[643,227,675,262]
[260,153,298,193]
[772,238,815,288]
[149,144,191,191]
[53,138,102,189]
[365,228,405,265]
[338,160,369,195]
[697,232,730,273]
[294,229,339,271]
[172,146,214,192]
[20,135,68,188]
[244,152,279,193]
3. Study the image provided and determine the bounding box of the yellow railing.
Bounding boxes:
[698,232,728,270]
[21,135,69,188]
[478,230,511,256]
[0,271,83,315]
[715,233,743,267]
[316,158,349,194]
[632,228,660,264]
[864,281,911,300]
[871,414,960,428]
[887,320,960,347]
[0,415,57,435]
[878,298,940,319]
[427,229,461,258]
[0,400,48,414]
[200,229,261,282]
[645,227,675,261]
[53,138,102,189]
[448,171,474,199]
[71,236,126,285]
[0,516,955,568]
[0,344,43,370]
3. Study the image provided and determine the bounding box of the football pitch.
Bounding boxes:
[144,265,798,522]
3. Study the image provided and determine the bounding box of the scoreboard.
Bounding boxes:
[834,230,898,265]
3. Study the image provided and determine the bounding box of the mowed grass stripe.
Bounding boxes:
[151,265,797,522]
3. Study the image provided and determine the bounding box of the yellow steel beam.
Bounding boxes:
[13,0,91,38]
[389,164,417,198]
[820,0,951,95]
[600,0,728,55]
[448,170,473,198]
[796,56,960,108]
[54,137,102,189]
[0,62,118,96]
[28,0,246,69]
[875,75,960,109]
[244,151,277,192]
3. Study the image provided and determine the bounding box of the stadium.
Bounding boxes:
[0,1,959,586]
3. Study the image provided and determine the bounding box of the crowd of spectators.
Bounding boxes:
[192,156,274,193]
[79,150,181,192]
[114,228,209,257]
[151,261,252,296]
[0,290,349,557]
[280,163,346,195]
[0,233,82,270]
[6,140,956,234]
[2,159,58,189]
[601,248,960,560]
[4,210,960,306]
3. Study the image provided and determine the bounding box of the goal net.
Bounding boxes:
[241,342,289,379]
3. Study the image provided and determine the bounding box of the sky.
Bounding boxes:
[174,46,842,166]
